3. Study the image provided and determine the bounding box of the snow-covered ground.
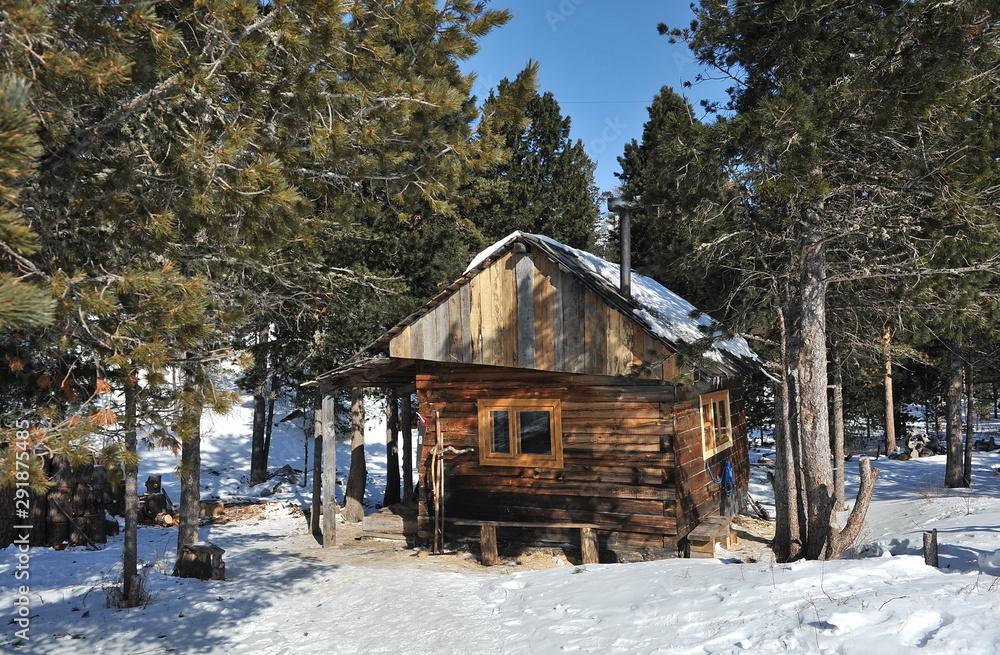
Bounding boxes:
[3,393,1000,655]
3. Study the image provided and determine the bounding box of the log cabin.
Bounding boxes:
[313,231,765,561]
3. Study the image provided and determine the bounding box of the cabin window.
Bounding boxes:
[477,399,563,467]
[700,390,732,457]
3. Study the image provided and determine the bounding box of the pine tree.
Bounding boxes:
[615,86,733,311]
[0,75,52,329]
[1,0,513,587]
[465,64,600,249]
[664,0,1000,560]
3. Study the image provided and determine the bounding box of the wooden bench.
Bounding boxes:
[451,520,610,566]
[687,515,735,558]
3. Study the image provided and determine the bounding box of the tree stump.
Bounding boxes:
[923,529,939,567]
[200,500,225,519]
[175,542,226,580]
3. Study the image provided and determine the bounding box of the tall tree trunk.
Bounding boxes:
[121,374,141,607]
[934,394,943,438]
[963,361,974,487]
[790,207,835,560]
[944,345,965,488]
[249,327,269,485]
[174,358,204,575]
[310,391,323,540]
[883,327,897,455]
[831,352,846,511]
[262,375,278,472]
[384,388,401,506]
[772,305,802,562]
[342,388,367,523]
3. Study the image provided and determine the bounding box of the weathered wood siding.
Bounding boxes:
[389,249,679,381]
[416,365,684,555]
[672,380,751,540]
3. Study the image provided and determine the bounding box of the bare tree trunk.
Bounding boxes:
[883,327,897,455]
[789,208,835,561]
[831,352,846,511]
[772,305,802,563]
[828,457,880,559]
[935,394,943,437]
[310,391,323,540]
[121,374,141,606]
[384,388,401,506]
[945,345,965,487]
[262,375,278,473]
[174,358,204,575]
[963,361,974,487]
[342,388,367,523]
[249,326,269,485]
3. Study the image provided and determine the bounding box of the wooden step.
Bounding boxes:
[688,515,735,557]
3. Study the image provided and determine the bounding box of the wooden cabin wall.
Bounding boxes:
[672,379,751,541]
[389,250,680,382]
[416,365,684,556]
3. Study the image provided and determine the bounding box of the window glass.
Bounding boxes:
[700,390,732,457]
[491,410,510,453]
[519,410,552,455]
[702,402,716,451]
[713,399,729,444]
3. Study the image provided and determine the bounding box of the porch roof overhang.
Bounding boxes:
[305,356,417,390]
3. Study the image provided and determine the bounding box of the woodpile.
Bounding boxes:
[140,475,177,526]
[973,438,999,452]
[0,455,124,549]
[889,432,940,460]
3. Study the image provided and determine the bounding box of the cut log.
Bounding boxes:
[200,500,225,518]
[143,493,168,521]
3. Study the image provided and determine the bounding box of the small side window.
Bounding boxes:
[700,390,732,457]
[478,399,563,467]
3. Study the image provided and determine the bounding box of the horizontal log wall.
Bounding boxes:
[389,250,680,381]
[417,365,683,554]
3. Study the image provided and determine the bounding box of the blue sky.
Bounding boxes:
[461,1,731,198]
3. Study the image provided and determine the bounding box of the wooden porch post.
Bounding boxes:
[321,387,338,546]
[310,389,322,539]
[384,388,401,506]
[401,390,414,504]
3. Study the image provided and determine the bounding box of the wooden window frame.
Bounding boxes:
[477,398,564,468]
[700,390,733,458]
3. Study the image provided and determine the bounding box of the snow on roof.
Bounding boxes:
[466,231,760,369]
